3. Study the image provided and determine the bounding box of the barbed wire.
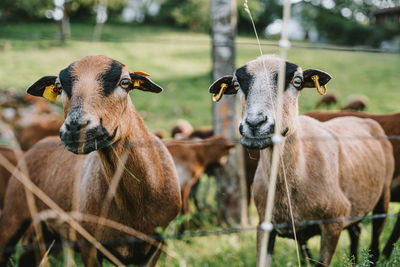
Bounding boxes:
[1,133,399,151]
[1,32,399,54]
[2,211,399,254]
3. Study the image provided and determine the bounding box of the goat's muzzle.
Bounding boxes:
[60,122,118,154]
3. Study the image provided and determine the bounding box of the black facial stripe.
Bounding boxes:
[270,62,299,91]
[285,62,299,89]
[99,60,123,96]
[59,64,74,98]
[235,65,253,97]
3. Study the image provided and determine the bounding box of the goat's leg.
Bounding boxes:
[382,212,400,259]
[347,223,361,263]
[318,222,343,267]
[18,247,38,267]
[189,180,201,212]
[256,228,276,267]
[370,190,390,265]
[298,240,314,266]
[0,196,32,266]
[266,229,277,267]
[180,185,192,232]
[79,245,102,267]
[140,242,164,267]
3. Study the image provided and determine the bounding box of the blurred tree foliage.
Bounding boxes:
[157,0,209,31]
[156,0,281,33]
[1,0,399,47]
[0,0,127,21]
[300,0,400,47]
[0,0,53,20]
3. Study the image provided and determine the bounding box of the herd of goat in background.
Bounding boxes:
[0,54,398,266]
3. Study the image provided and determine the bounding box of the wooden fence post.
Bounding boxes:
[211,0,248,226]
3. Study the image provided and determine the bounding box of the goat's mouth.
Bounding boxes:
[240,128,289,149]
[61,126,118,154]
[241,136,273,149]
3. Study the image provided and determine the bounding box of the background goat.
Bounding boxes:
[164,136,234,229]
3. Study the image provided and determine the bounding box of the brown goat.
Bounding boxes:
[315,92,338,109]
[164,136,234,227]
[341,96,367,111]
[15,120,63,150]
[170,119,194,138]
[306,110,400,258]
[0,55,181,266]
[208,55,394,266]
[0,89,63,150]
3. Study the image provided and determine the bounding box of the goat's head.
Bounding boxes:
[27,55,163,154]
[209,55,332,149]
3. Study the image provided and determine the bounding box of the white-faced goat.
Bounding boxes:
[0,55,182,266]
[208,54,394,266]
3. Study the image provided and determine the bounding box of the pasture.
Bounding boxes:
[1,22,400,266]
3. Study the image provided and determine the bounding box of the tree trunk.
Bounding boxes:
[60,1,71,42]
[211,0,248,226]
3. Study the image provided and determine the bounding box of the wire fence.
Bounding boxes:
[1,210,399,254]
[1,31,399,54]
[0,1,400,266]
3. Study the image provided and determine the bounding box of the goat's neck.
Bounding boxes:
[260,130,301,187]
[97,102,158,209]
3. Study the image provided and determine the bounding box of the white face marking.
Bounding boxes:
[238,55,304,148]
[112,86,128,99]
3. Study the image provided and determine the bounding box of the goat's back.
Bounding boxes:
[314,116,393,218]
[306,110,400,200]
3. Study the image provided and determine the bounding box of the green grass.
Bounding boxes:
[1,22,400,266]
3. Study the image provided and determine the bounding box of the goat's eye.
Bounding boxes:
[55,82,62,92]
[292,77,303,88]
[119,79,131,89]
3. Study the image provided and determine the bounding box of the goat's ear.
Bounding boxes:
[303,69,332,88]
[27,76,58,100]
[208,75,237,95]
[129,73,163,93]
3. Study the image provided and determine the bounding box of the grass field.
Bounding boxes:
[1,22,400,266]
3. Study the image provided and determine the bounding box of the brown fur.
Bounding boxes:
[170,119,194,138]
[253,116,393,266]
[0,89,63,149]
[306,110,400,258]
[0,147,20,210]
[0,55,181,267]
[342,98,367,111]
[16,120,63,150]
[188,128,214,139]
[164,136,234,224]
[315,92,338,109]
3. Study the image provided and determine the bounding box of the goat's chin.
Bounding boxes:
[63,130,119,154]
[65,139,114,154]
[241,136,273,149]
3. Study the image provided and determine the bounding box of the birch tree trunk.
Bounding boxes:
[211,0,248,226]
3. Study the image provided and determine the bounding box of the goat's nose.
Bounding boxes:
[245,113,268,130]
[65,119,90,132]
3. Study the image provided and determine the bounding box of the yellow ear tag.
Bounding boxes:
[212,83,228,102]
[42,85,59,102]
[311,75,327,96]
[133,71,150,77]
[133,80,144,88]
